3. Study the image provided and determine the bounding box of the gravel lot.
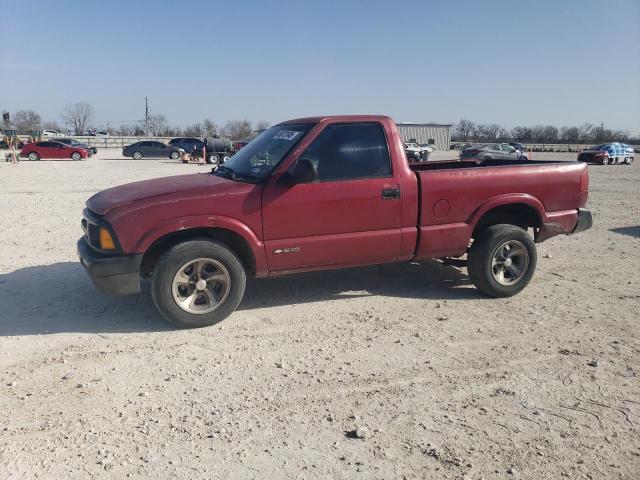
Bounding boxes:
[1,149,638,479]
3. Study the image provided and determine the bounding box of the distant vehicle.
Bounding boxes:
[169,137,205,153]
[404,142,424,161]
[577,143,634,165]
[168,137,234,165]
[460,143,528,162]
[232,141,249,151]
[41,130,63,137]
[419,144,435,154]
[508,142,527,154]
[21,141,88,161]
[203,138,234,166]
[122,141,183,160]
[56,138,97,155]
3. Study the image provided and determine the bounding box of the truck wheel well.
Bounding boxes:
[472,203,541,238]
[140,228,256,277]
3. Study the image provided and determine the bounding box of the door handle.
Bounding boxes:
[381,187,401,199]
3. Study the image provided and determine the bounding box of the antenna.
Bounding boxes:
[145,97,150,135]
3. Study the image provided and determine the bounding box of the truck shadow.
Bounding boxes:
[0,261,478,336]
[609,225,640,238]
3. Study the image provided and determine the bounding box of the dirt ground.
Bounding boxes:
[1,149,638,479]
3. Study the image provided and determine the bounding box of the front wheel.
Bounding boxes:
[467,224,537,297]
[151,240,247,328]
[71,152,82,161]
[624,157,633,165]
[133,151,143,160]
[601,157,609,165]
[170,150,180,160]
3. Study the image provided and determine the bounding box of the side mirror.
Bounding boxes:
[289,158,318,184]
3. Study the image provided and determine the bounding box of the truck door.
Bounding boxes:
[261,122,403,271]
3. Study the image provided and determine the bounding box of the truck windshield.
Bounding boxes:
[214,123,314,182]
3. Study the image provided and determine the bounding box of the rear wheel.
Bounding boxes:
[28,152,40,161]
[206,153,220,166]
[222,155,231,163]
[133,151,143,160]
[151,240,246,328]
[468,224,537,297]
[71,152,82,161]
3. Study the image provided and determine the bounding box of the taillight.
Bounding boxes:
[579,169,589,206]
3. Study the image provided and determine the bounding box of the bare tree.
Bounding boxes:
[477,124,501,141]
[202,119,218,138]
[455,119,476,141]
[144,114,169,136]
[255,120,271,131]
[61,102,95,134]
[223,120,253,140]
[42,121,60,131]
[184,122,203,137]
[14,110,41,133]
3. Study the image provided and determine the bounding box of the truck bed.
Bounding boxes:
[410,160,589,259]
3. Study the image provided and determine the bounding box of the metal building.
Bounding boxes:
[396,123,452,151]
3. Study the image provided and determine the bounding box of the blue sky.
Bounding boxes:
[2,0,639,134]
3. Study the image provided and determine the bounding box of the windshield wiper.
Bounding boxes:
[213,165,261,184]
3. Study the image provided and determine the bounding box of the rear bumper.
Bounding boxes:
[570,208,593,235]
[536,208,592,242]
[77,237,142,295]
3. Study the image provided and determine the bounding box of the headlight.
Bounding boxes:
[99,228,116,250]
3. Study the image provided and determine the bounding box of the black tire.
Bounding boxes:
[206,153,220,165]
[28,152,40,161]
[170,150,180,160]
[133,151,143,160]
[467,224,537,298]
[151,240,246,328]
[71,152,82,161]
[601,157,609,165]
[624,157,633,165]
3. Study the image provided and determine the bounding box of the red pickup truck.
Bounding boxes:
[78,115,592,328]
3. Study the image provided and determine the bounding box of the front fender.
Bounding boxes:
[131,214,268,276]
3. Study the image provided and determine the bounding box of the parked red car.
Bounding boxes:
[21,141,89,161]
[78,115,591,328]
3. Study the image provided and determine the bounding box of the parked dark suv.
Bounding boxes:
[168,137,205,153]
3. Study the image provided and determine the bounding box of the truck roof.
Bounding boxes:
[279,115,393,125]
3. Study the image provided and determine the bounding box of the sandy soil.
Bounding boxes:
[0,150,638,479]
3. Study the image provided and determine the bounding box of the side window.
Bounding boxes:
[301,123,391,181]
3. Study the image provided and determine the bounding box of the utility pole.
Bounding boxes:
[144,97,150,135]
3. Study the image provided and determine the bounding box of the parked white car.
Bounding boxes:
[41,130,63,137]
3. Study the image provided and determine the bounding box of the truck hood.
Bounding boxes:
[87,173,246,216]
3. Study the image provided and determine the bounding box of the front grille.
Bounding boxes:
[82,211,102,249]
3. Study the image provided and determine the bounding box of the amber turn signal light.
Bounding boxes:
[99,228,116,250]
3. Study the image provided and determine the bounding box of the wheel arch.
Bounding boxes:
[470,195,544,239]
[140,227,258,277]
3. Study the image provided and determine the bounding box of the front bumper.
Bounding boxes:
[77,237,142,295]
[571,207,593,235]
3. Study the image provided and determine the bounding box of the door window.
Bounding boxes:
[300,123,391,181]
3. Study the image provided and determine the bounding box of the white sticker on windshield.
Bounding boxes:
[273,130,300,141]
